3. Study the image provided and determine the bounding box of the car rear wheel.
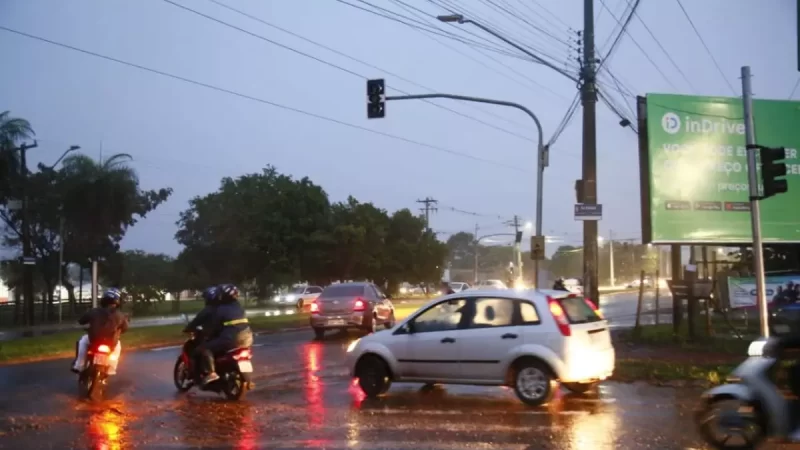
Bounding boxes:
[512,360,557,406]
[356,354,391,398]
[313,327,325,340]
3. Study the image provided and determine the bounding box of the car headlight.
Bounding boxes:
[286,295,295,301]
[347,339,360,353]
[273,295,280,301]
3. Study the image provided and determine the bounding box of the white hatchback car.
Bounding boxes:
[347,289,614,406]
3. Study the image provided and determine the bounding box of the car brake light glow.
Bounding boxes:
[584,298,604,319]
[547,297,571,336]
[233,349,251,360]
[353,298,366,311]
[310,302,319,314]
[97,344,111,353]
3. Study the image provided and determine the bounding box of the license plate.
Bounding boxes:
[237,361,253,373]
[775,324,791,333]
[93,354,109,366]
[328,319,345,326]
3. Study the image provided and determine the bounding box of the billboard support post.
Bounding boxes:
[741,65,770,338]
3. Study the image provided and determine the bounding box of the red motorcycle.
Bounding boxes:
[78,342,116,402]
[172,328,253,401]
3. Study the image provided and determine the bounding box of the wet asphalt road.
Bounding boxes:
[0,291,754,450]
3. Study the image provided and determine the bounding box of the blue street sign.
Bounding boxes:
[574,204,603,221]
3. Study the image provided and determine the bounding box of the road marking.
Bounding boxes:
[149,343,265,352]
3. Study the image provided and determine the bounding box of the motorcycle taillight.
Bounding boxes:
[97,344,111,354]
[233,349,252,360]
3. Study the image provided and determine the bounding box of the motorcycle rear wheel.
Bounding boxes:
[222,371,248,401]
[79,365,106,402]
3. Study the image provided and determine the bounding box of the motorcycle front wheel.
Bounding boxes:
[696,398,766,449]
[173,357,192,392]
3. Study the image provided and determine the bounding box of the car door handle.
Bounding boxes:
[502,333,518,339]
[440,337,456,343]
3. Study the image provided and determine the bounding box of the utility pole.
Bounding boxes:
[473,223,479,284]
[507,215,523,284]
[14,141,38,326]
[581,0,600,303]
[609,230,615,287]
[416,197,438,230]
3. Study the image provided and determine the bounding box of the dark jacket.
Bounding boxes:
[210,300,252,344]
[186,305,217,335]
[78,306,129,343]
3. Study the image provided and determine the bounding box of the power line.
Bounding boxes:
[0,25,529,173]
[597,0,678,91]
[167,0,535,143]
[631,8,697,93]
[674,0,736,95]
[438,203,508,220]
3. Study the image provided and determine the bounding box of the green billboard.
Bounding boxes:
[643,93,800,243]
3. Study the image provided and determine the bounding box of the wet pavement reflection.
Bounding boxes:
[0,328,793,449]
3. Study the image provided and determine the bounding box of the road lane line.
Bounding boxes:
[149,342,266,352]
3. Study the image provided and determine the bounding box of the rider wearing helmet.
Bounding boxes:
[198,284,253,385]
[553,277,568,291]
[71,288,129,375]
[184,286,221,336]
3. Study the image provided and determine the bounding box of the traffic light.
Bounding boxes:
[367,79,385,119]
[759,146,789,199]
[515,231,523,243]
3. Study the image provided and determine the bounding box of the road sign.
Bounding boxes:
[574,204,602,221]
[642,93,800,243]
[22,257,35,266]
[530,235,545,260]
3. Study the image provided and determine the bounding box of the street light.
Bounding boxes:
[436,14,464,23]
[52,145,80,324]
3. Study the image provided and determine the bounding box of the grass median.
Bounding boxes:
[0,304,423,365]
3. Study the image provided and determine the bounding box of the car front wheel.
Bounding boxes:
[512,360,557,406]
[355,354,391,398]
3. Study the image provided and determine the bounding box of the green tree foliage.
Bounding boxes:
[176,166,448,295]
[101,250,187,313]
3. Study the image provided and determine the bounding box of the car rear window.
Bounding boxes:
[558,296,601,324]
[321,285,364,297]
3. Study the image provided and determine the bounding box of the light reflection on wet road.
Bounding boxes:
[0,295,787,449]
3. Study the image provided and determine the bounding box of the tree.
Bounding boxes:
[176,166,332,293]
[101,250,184,313]
[548,246,583,279]
[446,232,476,271]
[0,111,33,195]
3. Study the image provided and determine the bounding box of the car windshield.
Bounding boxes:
[290,287,306,294]
[558,296,602,324]
[321,285,364,297]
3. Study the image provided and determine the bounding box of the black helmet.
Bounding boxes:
[220,284,239,303]
[100,288,122,308]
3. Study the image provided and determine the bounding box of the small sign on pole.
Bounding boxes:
[574,204,603,221]
[530,235,546,260]
[22,257,35,265]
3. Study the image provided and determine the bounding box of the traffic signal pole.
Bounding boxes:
[376,89,548,289]
[741,65,769,338]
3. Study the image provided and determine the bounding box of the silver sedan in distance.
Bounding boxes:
[308,282,396,340]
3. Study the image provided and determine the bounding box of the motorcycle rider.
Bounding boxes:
[198,284,253,385]
[71,288,129,375]
[553,277,568,291]
[183,286,221,367]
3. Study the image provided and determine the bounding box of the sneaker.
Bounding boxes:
[202,372,220,385]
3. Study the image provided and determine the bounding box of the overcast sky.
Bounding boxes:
[0,0,797,257]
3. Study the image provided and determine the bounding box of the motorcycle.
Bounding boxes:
[78,341,116,402]
[172,326,253,401]
[695,337,800,449]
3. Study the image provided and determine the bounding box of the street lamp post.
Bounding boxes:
[49,145,79,324]
[436,14,587,293]
[385,90,547,288]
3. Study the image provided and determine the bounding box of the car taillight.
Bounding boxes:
[584,298,604,319]
[97,344,111,353]
[547,297,571,337]
[310,302,319,314]
[353,298,366,311]
[233,349,251,360]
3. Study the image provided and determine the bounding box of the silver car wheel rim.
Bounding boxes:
[517,367,548,400]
